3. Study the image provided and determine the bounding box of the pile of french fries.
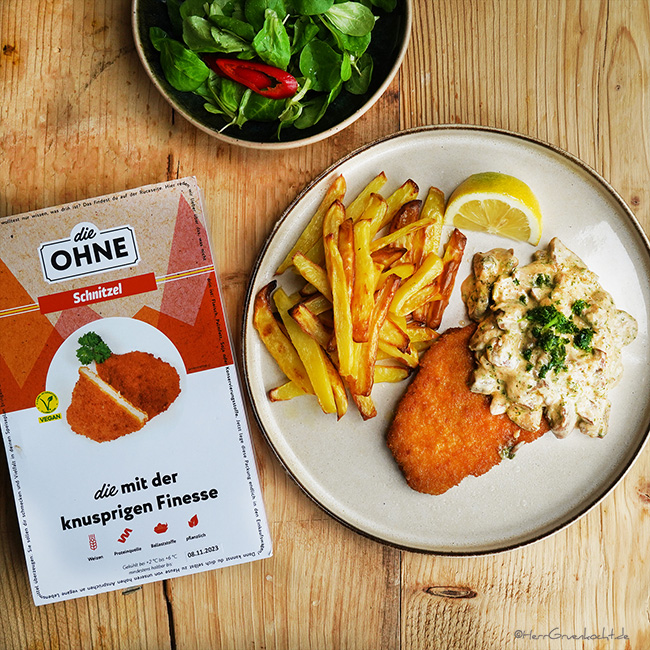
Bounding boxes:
[253,172,467,420]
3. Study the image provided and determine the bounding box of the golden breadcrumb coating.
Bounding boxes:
[387,324,548,495]
[96,351,181,419]
[67,368,147,442]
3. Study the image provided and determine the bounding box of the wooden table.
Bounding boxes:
[2,1,649,648]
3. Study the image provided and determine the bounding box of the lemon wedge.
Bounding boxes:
[444,172,542,245]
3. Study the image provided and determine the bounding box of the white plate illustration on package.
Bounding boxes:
[48,317,186,444]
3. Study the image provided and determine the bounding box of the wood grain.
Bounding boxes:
[1,0,650,648]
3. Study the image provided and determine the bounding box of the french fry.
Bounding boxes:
[290,302,331,348]
[351,218,376,342]
[351,393,377,420]
[390,252,444,316]
[370,216,438,253]
[395,282,442,317]
[276,175,346,274]
[280,304,346,416]
[253,282,314,395]
[323,199,347,239]
[325,361,348,419]
[374,365,410,383]
[302,199,345,282]
[292,292,349,419]
[387,200,422,261]
[379,317,411,352]
[405,323,439,343]
[270,365,409,403]
[352,275,400,396]
[411,187,446,322]
[346,172,388,222]
[299,292,332,315]
[324,232,356,380]
[269,381,307,401]
[418,187,445,257]
[292,252,332,301]
[274,287,337,414]
[372,179,420,235]
[426,228,468,329]
[360,193,388,233]
[377,341,419,368]
[378,263,414,284]
[371,246,406,270]
[280,320,346,418]
[338,218,355,295]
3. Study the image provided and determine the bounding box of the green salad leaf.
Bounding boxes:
[323,2,376,37]
[292,0,334,15]
[253,9,291,69]
[345,51,373,94]
[148,0,396,138]
[245,0,287,31]
[151,27,211,91]
[299,39,342,91]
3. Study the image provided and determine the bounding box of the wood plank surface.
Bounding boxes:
[1,1,649,649]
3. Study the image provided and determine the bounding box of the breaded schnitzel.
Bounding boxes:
[387,324,548,495]
[96,351,180,419]
[67,367,148,442]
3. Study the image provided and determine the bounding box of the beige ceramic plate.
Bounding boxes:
[241,126,650,554]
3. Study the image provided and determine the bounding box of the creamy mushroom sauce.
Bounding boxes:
[461,238,637,438]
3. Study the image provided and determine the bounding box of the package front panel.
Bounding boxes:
[0,178,271,605]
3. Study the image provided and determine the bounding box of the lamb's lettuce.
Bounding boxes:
[149,0,396,136]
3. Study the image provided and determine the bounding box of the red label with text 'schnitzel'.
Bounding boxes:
[37,273,158,314]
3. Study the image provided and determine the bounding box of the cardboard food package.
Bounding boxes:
[0,177,271,605]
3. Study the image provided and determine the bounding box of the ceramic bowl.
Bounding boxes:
[132,0,412,150]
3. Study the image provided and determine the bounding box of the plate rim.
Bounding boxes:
[241,124,650,555]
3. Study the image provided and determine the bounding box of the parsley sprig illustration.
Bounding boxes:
[76,332,112,365]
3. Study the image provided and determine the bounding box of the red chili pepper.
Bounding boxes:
[203,56,298,100]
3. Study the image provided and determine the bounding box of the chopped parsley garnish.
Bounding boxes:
[573,327,594,351]
[76,331,112,365]
[519,295,527,305]
[522,347,534,372]
[572,299,590,315]
[524,304,593,378]
[538,340,567,378]
[526,305,577,333]
[499,445,516,460]
[533,273,553,288]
